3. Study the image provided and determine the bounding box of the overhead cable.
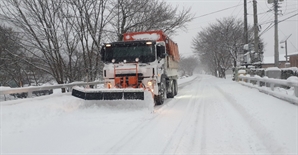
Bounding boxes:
[193,1,252,19]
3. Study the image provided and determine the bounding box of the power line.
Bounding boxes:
[231,0,242,15]
[193,2,251,19]
[258,5,297,26]
[281,9,298,16]
[279,13,298,23]
[247,10,271,16]
[259,13,298,37]
[257,2,275,29]
[259,22,274,37]
[258,13,274,25]
[186,3,249,30]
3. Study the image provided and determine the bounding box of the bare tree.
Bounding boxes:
[192,17,264,78]
[63,0,112,82]
[1,0,68,87]
[0,25,47,87]
[0,0,112,88]
[179,56,199,76]
[109,0,194,41]
[0,25,23,87]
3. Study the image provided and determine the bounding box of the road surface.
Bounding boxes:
[1,75,297,154]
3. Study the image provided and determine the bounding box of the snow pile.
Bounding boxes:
[287,76,298,83]
[238,69,246,74]
[265,67,281,71]
[127,33,160,41]
[282,67,298,72]
[0,86,11,91]
[1,91,155,137]
[0,86,23,101]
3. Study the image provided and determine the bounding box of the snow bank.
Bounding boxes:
[238,69,246,74]
[265,67,281,71]
[287,76,298,83]
[0,86,11,91]
[282,67,298,72]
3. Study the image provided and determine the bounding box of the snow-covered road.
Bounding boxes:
[1,75,297,154]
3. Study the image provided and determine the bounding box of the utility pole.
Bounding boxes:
[253,0,260,63]
[274,0,279,67]
[268,0,283,67]
[241,0,249,66]
[244,0,248,45]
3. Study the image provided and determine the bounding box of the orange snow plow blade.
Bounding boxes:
[72,87,144,100]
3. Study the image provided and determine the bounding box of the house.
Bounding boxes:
[288,53,298,67]
[261,55,287,68]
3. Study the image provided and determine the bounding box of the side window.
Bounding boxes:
[157,45,166,58]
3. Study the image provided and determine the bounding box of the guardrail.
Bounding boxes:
[238,75,298,104]
[0,81,104,98]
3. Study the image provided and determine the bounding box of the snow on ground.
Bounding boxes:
[1,74,297,154]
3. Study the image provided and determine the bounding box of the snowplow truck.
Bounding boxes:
[72,30,180,105]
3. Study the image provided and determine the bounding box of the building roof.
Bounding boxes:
[263,55,286,64]
[288,53,298,56]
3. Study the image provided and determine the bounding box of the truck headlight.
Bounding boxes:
[147,80,156,87]
[147,81,153,86]
[107,82,112,89]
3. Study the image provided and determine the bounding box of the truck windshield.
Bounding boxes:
[104,44,155,63]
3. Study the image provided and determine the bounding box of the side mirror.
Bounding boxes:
[157,45,166,58]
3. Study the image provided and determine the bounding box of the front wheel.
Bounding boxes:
[167,80,175,98]
[155,77,166,105]
[173,79,178,96]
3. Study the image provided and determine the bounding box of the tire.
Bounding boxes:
[155,77,166,105]
[167,80,175,98]
[173,79,178,96]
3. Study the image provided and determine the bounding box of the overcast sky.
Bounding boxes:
[164,0,298,61]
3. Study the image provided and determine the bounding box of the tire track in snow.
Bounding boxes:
[90,78,202,154]
[125,82,205,154]
[127,94,200,154]
[88,76,203,154]
[198,98,207,154]
[127,84,204,154]
[154,76,202,113]
[88,111,162,154]
[161,77,205,154]
[160,92,197,154]
[169,81,206,154]
[183,77,264,153]
[215,85,286,154]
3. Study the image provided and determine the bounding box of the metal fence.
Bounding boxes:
[0,81,104,98]
[238,75,298,104]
